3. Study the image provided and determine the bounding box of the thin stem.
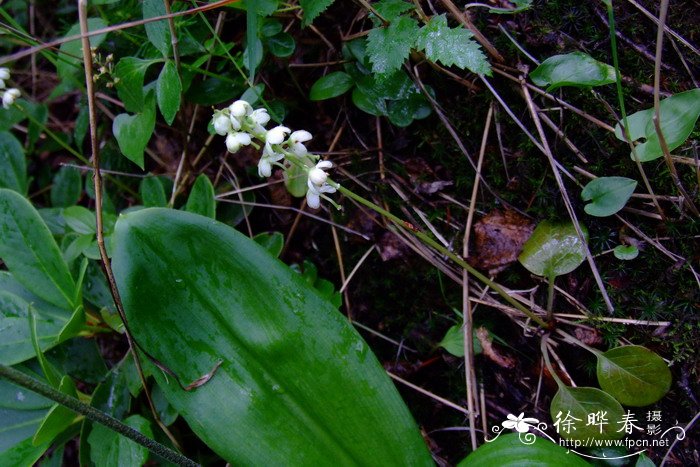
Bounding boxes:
[540,336,565,388]
[546,275,555,322]
[163,0,180,71]
[0,364,198,467]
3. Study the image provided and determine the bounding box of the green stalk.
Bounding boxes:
[546,275,555,322]
[0,364,199,467]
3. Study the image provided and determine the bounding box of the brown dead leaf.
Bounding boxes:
[377,231,411,261]
[476,327,516,369]
[470,209,534,275]
[574,327,603,346]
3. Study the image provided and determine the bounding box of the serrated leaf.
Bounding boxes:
[113,58,157,114]
[415,15,491,75]
[113,92,156,169]
[300,0,335,26]
[614,88,700,162]
[373,0,414,22]
[458,433,590,466]
[57,19,108,83]
[551,386,625,441]
[613,245,638,260]
[51,166,82,208]
[310,71,354,100]
[185,174,216,218]
[112,208,433,465]
[518,221,588,278]
[367,16,420,74]
[581,176,637,217]
[143,0,170,57]
[88,414,152,467]
[156,61,181,125]
[0,189,76,310]
[0,131,27,195]
[596,345,671,407]
[530,52,615,90]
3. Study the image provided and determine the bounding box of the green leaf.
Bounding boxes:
[57,18,108,83]
[88,414,152,467]
[310,71,354,100]
[636,454,656,467]
[112,208,433,465]
[185,174,216,218]
[487,0,533,14]
[63,206,96,235]
[438,324,482,357]
[0,437,49,466]
[581,176,637,217]
[596,345,671,407]
[530,52,616,91]
[0,189,76,309]
[28,306,62,389]
[267,32,296,58]
[32,376,78,446]
[415,15,491,75]
[50,166,82,208]
[613,245,638,260]
[551,386,625,441]
[373,0,414,22]
[185,77,244,106]
[113,92,156,169]
[614,88,700,162]
[458,433,590,466]
[518,221,588,278]
[140,176,167,207]
[113,58,157,114]
[352,85,387,116]
[0,131,27,195]
[246,5,262,80]
[299,0,335,26]
[367,16,420,74]
[143,0,170,57]
[283,162,308,197]
[152,384,178,426]
[253,231,284,258]
[156,61,182,125]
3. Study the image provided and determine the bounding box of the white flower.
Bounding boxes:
[306,161,335,209]
[2,88,20,109]
[229,100,252,118]
[225,132,251,153]
[250,108,270,127]
[0,68,10,81]
[258,143,285,177]
[288,130,312,156]
[502,413,539,433]
[213,113,231,135]
[266,126,291,145]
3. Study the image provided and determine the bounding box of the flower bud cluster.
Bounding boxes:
[212,100,337,209]
[0,68,21,109]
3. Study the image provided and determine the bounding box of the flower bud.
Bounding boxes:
[213,114,232,135]
[266,126,291,145]
[2,88,20,109]
[250,108,270,126]
[0,68,10,81]
[229,100,252,118]
[226,132,252,153]
[308,167,328,186]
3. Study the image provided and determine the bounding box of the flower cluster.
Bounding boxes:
[212,100,337,209]
[0,68,20,109]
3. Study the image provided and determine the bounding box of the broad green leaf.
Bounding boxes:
[26,103,48,148]
[74,104,89,148]
[88,414,152,467]
[143,0,170,57]
[614,88,700,162]
[267,32,296,58]
[32,376,78,446]
[113,92,156,169]
[518,221,588,278]
[613,245,638,260]
[57,18,108,83]
[0,437,49,466]
[261,18,283,37]
[550,386,625,441]
[283,162,308,197]
[156,61,182,125]
[217,191,255,227]
[112,208,433,465]
[352,86,387,116]
[49,337,108,385]
[581,176,637,217]
[415,15,491,75]
[63,206,96,235]
[50,166,82,208]
[152,384,178,426]
[139,176,167,207]
[83,260,116,314]
[367,16,420,74]
[530,52,615,90]
[458,433,590,466]
[253,231,284,258]
[113,58,157,113]
[0,131,27,194]
[185,174,216,218]
[438,324,482,357]
[373,0,413,22]
[0,189,76,309]
[299,0,335,26]
[310,71,354,100]
[596,346,671,407]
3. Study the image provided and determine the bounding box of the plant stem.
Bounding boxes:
[0,364,198,467]
[546,275,555,322]
[540,336,565,388]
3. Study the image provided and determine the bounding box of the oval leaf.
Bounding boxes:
[253,231,284,258]
[267,32,296,58]
[613,245,638,260]
[551,386,625,441]
[458,433,590,466]
[113,92,156,170]
[139,176,167,208]
[184,174,216,218]
[156,61,182,125]
[51,166,82,208]
[597,345,671,407]
[310,71,354,100]
[518,221,588,278]
[88,414,152,467]
[581,177,637,217]
[0,189,76,309]
[0,131,27,195]
[112,208,433,465]
[530,52,615,91]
